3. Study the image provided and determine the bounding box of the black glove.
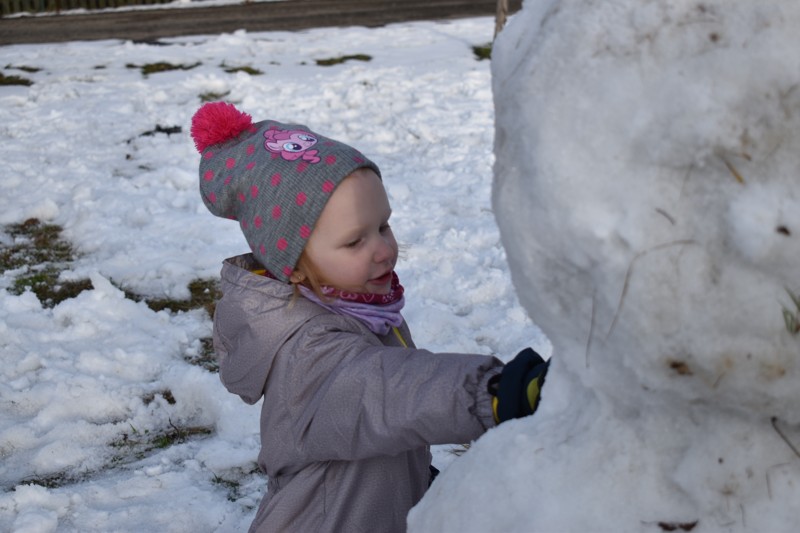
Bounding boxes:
[488,348,549,423]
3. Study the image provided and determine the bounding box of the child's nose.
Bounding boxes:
[373,236,395,263]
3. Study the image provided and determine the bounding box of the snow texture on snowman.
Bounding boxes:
[409,1,800,532]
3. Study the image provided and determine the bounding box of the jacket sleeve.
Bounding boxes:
[273,315,503,463]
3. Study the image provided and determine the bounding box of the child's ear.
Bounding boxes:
[289,269,306,285]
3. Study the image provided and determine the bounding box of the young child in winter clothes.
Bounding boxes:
[191,102,549,533]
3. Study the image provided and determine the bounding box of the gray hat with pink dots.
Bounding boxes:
[191,102,380,282]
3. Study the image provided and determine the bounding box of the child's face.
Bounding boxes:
[298,168,398,294]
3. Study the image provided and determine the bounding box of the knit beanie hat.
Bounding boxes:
[191,102,381,283]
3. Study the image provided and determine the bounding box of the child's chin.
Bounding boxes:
[367,281,392,294]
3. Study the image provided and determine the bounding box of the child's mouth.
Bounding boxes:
[370,271,392,285]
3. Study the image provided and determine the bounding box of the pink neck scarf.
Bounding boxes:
[298,273,405,335]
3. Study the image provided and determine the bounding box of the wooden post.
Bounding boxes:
[495,0,508,38]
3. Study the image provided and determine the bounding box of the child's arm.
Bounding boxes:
[272,316,502,463]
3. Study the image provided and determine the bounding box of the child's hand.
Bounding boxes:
[488,348,550,423]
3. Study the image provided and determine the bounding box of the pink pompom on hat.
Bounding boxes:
[191,102,381,282]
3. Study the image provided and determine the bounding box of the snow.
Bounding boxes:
[6,0,798,530]
[408,1,800,532]
[0,13,549,533]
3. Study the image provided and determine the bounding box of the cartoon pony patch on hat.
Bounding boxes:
[264,128,321,163]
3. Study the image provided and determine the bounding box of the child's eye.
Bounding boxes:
[345,238,361,248]
[380,223,391,233]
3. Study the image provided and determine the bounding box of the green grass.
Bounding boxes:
[447,443,471,456]
[18,471,80,490]
[11,266,93,307]
[1,219,91,307]
[185,337,219,373]
[0,73,32,86]
[782,288,800,335]
[112,417,214,455]
[142,390,177,406]
[200,91,231,102]
[222,65,263,75]
[127,61,201,76]
[212,473,242,502]
[125,278,221,317]
[106,421,214,479]
[1,219,74,267]
[315,54,372,66]
[4,64,40,73]
[472,43,492,61]
[140,124,182,137]
[211,465,261,503]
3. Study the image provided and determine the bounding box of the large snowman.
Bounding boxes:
[409,1,800,531]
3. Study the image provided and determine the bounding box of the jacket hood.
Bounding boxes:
[213,253,327,404]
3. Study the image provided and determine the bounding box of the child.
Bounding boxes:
[191,102,549,533]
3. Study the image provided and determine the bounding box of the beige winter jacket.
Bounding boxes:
[213,254,502,532]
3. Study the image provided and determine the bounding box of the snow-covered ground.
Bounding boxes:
[0,15,549,533]
[8,1,797,532]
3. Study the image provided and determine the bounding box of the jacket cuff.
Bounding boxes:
[472,358,503,429]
